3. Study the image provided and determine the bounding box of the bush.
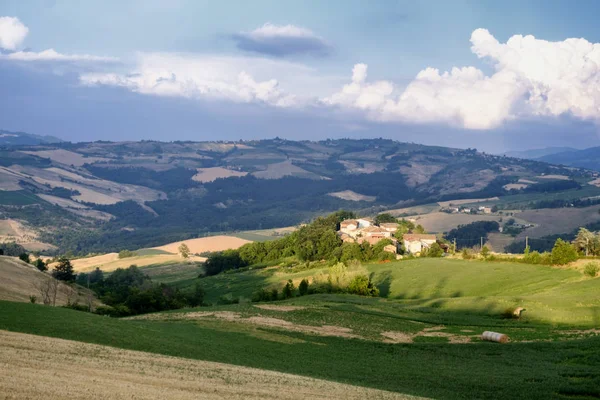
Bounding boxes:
[218,294,239,305]
[298,279,309,296]
[118,250,138,259]
[551,239,578,265]
[29,295,36,304]
[461,248,473,260]
[347,275,380,297]
[584,263,599,278]
[425,243,444,258]
[34,258,48,272]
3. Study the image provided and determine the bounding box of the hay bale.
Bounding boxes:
[481,331,509,343]
[513,307,525,318]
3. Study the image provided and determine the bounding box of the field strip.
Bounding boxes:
[0,330,420,400]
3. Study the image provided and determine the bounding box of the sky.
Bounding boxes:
[1,0,600,152]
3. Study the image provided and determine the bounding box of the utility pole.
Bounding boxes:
[453,238,457,254]
[480,237,483,250]
[525,236,529,250]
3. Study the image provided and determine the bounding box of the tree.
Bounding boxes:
[481,245,490,258]
[574,228,597,256]
[89,267,104,284]
[18,253,30,263]
[298,279,309,296]
[426,242,444,258]
[375,213,397,225]
[52,257,76,282]
[178,243,191,259]
[551,239,578,265]
[413,224,426,234]
[187,282,205,307]
[34,258,48,272]
[282,279,295,299]
[37,278,59,306]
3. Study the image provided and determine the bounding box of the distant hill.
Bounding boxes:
[503,147,578,160]
[0,130,63,146]
[0,137,595,254]
[539,146,600,171]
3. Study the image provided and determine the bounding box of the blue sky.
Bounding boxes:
[1,0,600,151]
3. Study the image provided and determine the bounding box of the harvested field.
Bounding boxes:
[381,326,475,344]
[386,204,439,216]
[192,167,247,183]
[515,205,600,238]
[20,149,109,166]
[503,183,528,190]
[67,253,206,273]
[437,197,499,207]
[129,311,361,339]
[0,256,96,305]
[0,330,410,400]
[328,190,376,202]
[152,235,251,254]
[339,160,384,174]
[536,174,569,180]
[407,212,502,233]
[589,178,600,187]
[252,160,320,180]
[254,305,306,312]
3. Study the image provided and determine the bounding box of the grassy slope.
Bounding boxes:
[181,258,598,326]
[1,301,599,400]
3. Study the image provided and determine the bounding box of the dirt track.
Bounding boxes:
[0,330,416,400]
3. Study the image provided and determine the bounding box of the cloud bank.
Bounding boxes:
[326,29,600,129]
[231,23,331,57]
[0,16,28,50]
[80,53,299,107]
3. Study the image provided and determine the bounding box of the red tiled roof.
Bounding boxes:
[403,234,436,242]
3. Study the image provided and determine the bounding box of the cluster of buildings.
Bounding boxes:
[441,205,493,214]
[338,218,438,255]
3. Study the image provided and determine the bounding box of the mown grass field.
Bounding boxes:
[2,257,599,399]
[1,299,599,400]
[175,258,600,327]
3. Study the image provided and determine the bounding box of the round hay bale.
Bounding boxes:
[481,331,509,343]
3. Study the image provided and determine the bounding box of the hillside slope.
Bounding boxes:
[539,146,600,171]
[0,256,95,306]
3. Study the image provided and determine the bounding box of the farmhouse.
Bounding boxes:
[379,222,399,233]
[403,234,437,254]
[362,225,392,238]
[340,220,358,233]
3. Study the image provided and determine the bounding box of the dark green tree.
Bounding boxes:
[52,257,76,282]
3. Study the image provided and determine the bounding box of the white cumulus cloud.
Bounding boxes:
[0,16,28,50]
[0,15,117,63]
[325,29,600,129]
[80,53,301,107]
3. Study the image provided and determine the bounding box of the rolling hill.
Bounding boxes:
[539,146,600,171]
[0,135,597,254]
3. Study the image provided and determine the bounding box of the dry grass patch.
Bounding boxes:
[0,256,96,306]
[328,190,376,202]
[381,326,474,344]
[0,330,412,400]
[192,167,247,183]
[67,253,206,273]
[254,305,306,312]
[437,197,499,207]
[152,235,251,254]
[20,149,109,166]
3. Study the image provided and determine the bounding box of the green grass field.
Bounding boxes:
[1,298,599,399]
[2,257,599,399]
[177,258,599,327]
